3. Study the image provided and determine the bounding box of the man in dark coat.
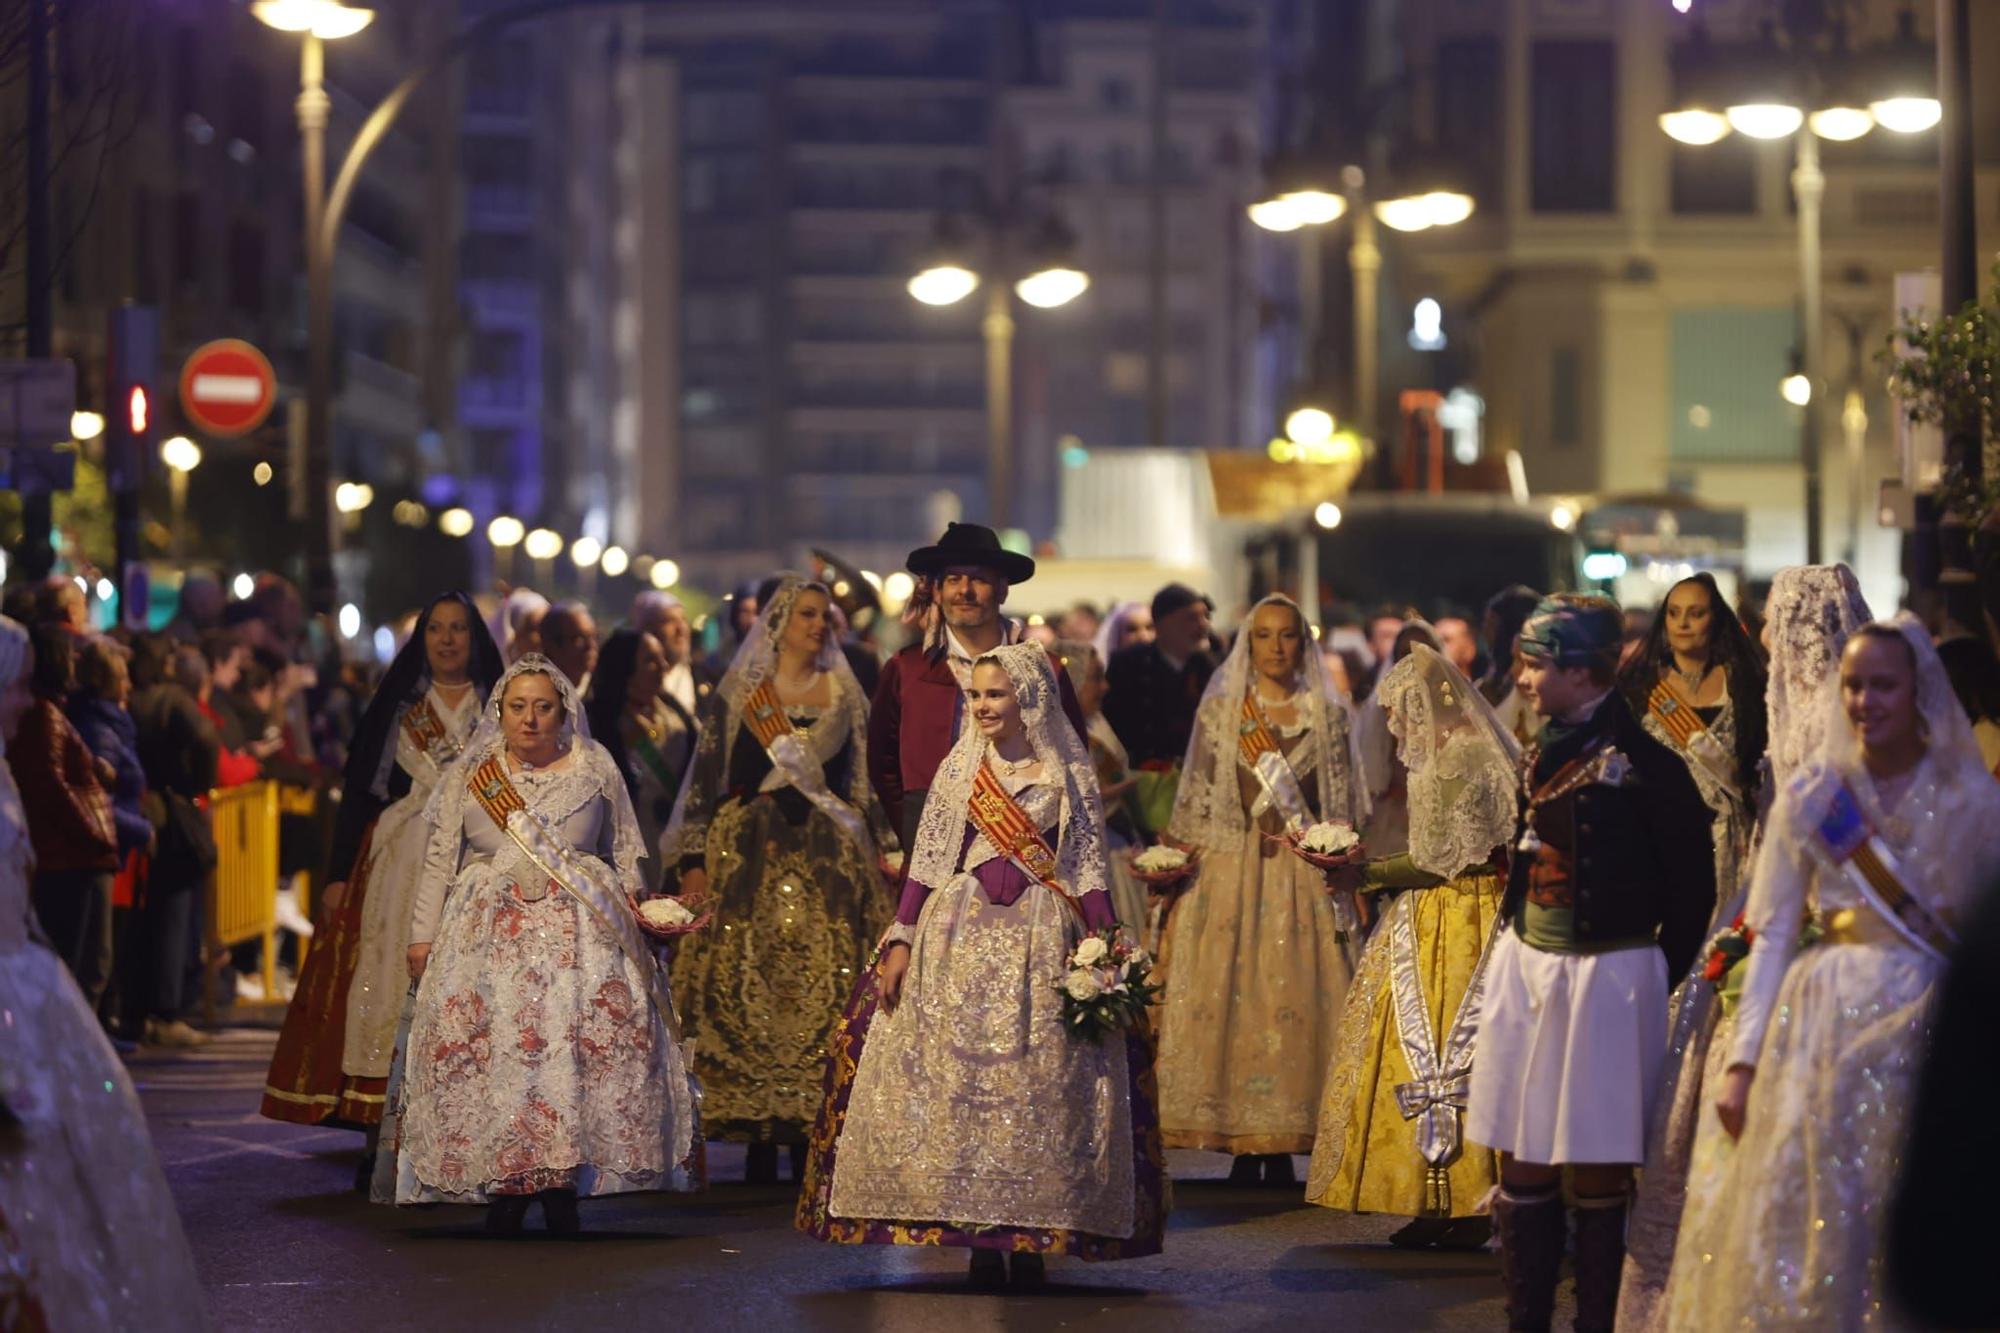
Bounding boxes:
[1101,583,1217,833]
[1467,595,1714,1333]
[867,523,1086,854]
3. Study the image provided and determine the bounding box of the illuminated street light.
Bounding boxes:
[1870,96,1941,133]
[600,545,629,577]
[1781,372,1813,406]
[650,558,681,590]
[524,528,563,562]
[1285,406,1336,448]
[570,536,602,569]
[1247,198,1305,232]
[1726,103,1805,139]
[1313,502,1343,531]
[1808,105,1874,141]
[69,411,105,442]
[1659,109,1732,145]
[251,0,374,39]
[439,507,475,538]
[232,573,255,599]
[883,571,916,606]
[486,515,525,548]
[253,461,274,486]
[333,481,374,513]
[1014,267,1090,309]
[338,602,362,638]
[1549,502,1578,532]
[160,436,202,472]
[1281,190,1346,226]
[908,265,979,307]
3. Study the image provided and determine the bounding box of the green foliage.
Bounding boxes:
[1886,265,2000,524]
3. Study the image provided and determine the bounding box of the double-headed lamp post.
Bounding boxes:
[908,222,1089,535]
[1249,166,1474,456]
[252,0,374,614]
[160,435,202,566]
[1661,13,1939,564]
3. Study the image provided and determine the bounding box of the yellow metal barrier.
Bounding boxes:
[208,781,282,1008]
[206,782,317,1010]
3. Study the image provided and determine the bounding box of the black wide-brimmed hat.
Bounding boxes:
[905,522,1036,584]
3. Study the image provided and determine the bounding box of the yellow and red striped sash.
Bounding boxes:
[1238,691,1281,768]
[1646,680,1706,749]
[967,761,1083,921]
[469,754,528,829]
[403,695,449,753]
[742,679,797,749]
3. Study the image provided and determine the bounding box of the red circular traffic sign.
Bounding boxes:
[179,339,277,438]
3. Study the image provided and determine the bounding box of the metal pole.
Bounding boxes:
[1297,225,1323,390]
[1792,129,1825,566]
[983,278,1016,532]
[170,469,188,566]
[300,35,338,615]
[1347,169,1381,455]
[1937,0,1981,625]
[20,0,55,583]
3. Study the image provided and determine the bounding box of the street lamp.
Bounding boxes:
[160,436,201,565]
[253,0,373,615]
[1660,13,1939,563]
[69,411,104,442]
[649,558,680,591]
[906,209,1088,531]
[438,506,475,538]
[599,545,628,578]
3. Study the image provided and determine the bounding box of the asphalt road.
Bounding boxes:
[136,1027,1565,1331]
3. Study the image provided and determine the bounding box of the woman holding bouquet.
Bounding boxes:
[1155,594,1364,1184]
[663,575,892,1182]
[395,654,699,1232]
[1305,643,1511,1247]
[797,643,1165,1288]
[1661,616,2000,1328]
[1617,564,1870,1330]
[262,593,499,1162]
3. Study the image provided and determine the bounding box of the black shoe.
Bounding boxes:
[1226,1155,1262,1186]
[353,1153,376,1197]
[1388,1216,1453,1249]
[1008,1252,1046,1291]
[968,1249,1005,1289]
[1434,1215,1493,1251]
[540,1188,581,1236]
[1261,1154,1297,1187]
[484,1195,530,1236]
[745,1143,778,1184]
[787,1142,808,1182]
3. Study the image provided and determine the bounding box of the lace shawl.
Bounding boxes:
[1376,644,1520,879]
[905,642,1110,903]
[1166,594,1362,850]
[1763,564,1872,785]
[659,575,878,862]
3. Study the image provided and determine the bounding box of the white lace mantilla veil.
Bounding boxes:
[905,642,1111,904]
[658,573,874,855]
[427,652,648,896]
[1763,564,1872,784]
[1785,616,1998,920]
[1378,643,1520,879]
[1167,593,1364,851]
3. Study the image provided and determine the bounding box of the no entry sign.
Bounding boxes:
[179,339,277,438]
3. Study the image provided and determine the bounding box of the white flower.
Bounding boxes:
[1073,936,1110,966]
[1133,845,1189,873]
[1300,821,1359,855]
[1063,969,1104,1001]
[639,898,696,928]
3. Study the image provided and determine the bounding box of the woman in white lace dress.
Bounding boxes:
[1155,594,1365,1183]
[0,616,207,1328]
[395,655,699,1233]
[1618,564,1870,1330]
[797,643,1165,1289]
[1666,617,2000,1329]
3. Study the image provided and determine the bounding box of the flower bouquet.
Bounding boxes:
[1271,820,1363,872]
[878,848,906,889]
[1129,843,1196,890]
[633,894,713,941]
[1704,911,1820,1018]
[1055,930,1160,1043]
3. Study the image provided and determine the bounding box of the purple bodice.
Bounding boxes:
[896,824,1116,930]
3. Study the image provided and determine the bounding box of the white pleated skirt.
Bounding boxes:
[1466,928,1668,1166]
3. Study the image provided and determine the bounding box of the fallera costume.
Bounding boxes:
[798,643,1166,1260]
[393,656,699,1206]
[1665,616,2000,1330]
[662,576,894,1145]
[1307,645,1512,1225]
[1155,594,1365,1157]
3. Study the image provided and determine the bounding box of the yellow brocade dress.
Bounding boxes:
[1306,859,1503,1217]
[1156,725,1353,1155]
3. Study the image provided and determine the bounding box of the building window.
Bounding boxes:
[1670,307,1795,462]
[1531,41,1617,213]
[1437,38,1501,204]
[1671,140,1757,215]
[1100,76,1134,110]
[1550,346,1582,449]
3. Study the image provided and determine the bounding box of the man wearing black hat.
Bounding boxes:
[1463,594,1714,1333]
[1102,584,1218,831]
[867,523,1088,855]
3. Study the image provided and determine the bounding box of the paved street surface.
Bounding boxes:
[138,1027,1571,1331]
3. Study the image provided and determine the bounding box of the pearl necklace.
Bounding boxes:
[992,749,1036,775]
